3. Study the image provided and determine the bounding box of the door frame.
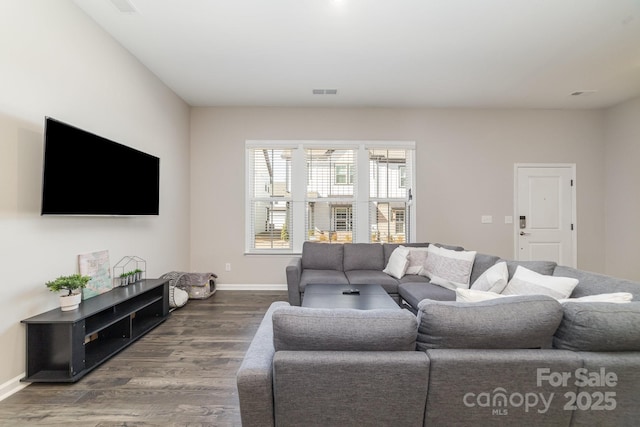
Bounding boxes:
[513,163,577,268]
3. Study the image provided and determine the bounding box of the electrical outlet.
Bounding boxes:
[225,263,231,272]
[481,215,493,224]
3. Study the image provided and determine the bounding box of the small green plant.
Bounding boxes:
[45,274,91,296]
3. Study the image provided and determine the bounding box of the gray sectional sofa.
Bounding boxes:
[238,241,640,426]
[285,241,640,312]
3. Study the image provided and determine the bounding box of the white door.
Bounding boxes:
[515,165,576,267]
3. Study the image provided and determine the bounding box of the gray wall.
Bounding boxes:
[190,107,606,285]
[604,97,640,281]
[0,1,190,389]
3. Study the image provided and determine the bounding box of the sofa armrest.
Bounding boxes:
[286,257,302,306]
[236,301,290,427]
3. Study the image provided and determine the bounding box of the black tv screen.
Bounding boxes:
[41,117,160,215]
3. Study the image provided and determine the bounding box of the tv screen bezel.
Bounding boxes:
[41,117,160,216]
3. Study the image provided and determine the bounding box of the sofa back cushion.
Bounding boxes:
[272,306,418,351]
[301,241,344,271]
[553,265,640,299]
[553,302,640,351]
[416,295,563,351]
[343,243,384,271]
[469,253,501,284]
[503,260,557,280]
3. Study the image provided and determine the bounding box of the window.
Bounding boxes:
[333,206,353,231]
[393,209,405,234]
[369,149,412,243]
[247,148,292,250]
[246,141,415,252]
[399,166,407,188]
[335,164,354,185]
[306,148,355,243]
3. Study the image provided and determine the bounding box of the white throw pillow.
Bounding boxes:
[501,266,579,300]
[405,247,429,275]
[455,288,511,302]
[383,246,410,279]
[559,292,633,304]
[470,261,509,293]
[421,245,477,291]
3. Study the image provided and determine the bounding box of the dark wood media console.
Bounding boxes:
[21,279,170,383]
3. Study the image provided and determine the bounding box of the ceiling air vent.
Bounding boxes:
[312,89,338,95]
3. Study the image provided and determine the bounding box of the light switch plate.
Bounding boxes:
[505,216,513,224]
[481,215,493,224]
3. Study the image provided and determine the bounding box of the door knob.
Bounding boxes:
[520,231,530,236]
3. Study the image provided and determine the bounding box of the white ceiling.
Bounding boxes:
[73,0,640,109]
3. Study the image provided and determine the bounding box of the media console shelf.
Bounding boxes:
[21,279,169,383]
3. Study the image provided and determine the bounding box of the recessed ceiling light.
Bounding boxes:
[570,90,597,96]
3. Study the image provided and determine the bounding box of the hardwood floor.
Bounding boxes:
[0,290,287,426]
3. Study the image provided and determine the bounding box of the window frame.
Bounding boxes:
[246,141,416,254]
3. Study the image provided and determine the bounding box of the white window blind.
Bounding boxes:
[248,148,292,250]
[368,149,413,243]
[306,149,356,243]
[246,141,415,253]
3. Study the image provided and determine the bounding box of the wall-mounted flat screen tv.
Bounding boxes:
[41,117,160,216]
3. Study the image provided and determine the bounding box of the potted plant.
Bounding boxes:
[119,272,129,286]
[133,268,143,282]
[45,274,91,311]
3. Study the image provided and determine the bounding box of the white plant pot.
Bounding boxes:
[60,293,82,311]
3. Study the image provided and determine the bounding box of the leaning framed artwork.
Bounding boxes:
[78,250,112,299]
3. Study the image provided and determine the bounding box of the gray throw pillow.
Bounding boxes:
[272,306,417,351]
[416,295,563,351]
[553,302,640,351]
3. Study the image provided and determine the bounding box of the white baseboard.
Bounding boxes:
[216,283,287,291]
[0,373,28,402]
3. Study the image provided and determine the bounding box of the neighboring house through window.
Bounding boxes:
[246,141,415,253]
[335,164,354,185]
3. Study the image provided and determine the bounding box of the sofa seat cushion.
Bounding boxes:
[272,306,418,351]
[345,270,400,294]
[399,274,429,284]
[398,282,455,309]
[299,269,349,292]
[416,295,563,351]
[301,242,344,271]
[344,243,384,271]
[554,265,640,300]
[553,302,640,351]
